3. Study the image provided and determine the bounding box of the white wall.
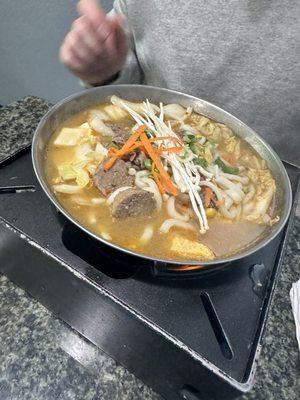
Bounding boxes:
[0,0,113,105]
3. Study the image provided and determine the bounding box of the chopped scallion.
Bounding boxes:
[194,157,208,168]
[215,157,239,174]
[144,157,152,170]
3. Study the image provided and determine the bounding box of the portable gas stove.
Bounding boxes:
[0,146,299,400]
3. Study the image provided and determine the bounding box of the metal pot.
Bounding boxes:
[32,85,292,273]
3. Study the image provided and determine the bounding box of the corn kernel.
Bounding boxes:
[205,208,217,218]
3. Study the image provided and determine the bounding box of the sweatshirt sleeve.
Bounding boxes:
[109,0,143,85]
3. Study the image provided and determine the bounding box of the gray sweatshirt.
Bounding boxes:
[112,0,299,165]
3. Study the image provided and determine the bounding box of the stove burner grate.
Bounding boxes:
[0,146,299,400]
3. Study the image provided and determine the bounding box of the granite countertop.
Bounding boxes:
[0,97,299,400]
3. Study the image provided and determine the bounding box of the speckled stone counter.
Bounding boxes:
[0,97,299,400]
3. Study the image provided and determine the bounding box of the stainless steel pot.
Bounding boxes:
[32,85,292,271]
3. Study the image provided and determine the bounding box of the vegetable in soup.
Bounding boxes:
[44,96,279,261]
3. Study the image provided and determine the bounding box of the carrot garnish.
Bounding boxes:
[149,137,184,154]
[119,124,146,152]
[103,125,146,171]
[151,164,165,194]
[103,125,179,196]
[140,132,178,196]
[103,155,118,171]
[204,187,214,208]
[216,199,224,207]
[156,146,183,154]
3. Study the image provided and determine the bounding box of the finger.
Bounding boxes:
[110,13,126,31]
[78,0,113,43]
[77,0,106,31]
[101,28,116,64]
[59,45,87,74]
[72,16,102,55]
[65,30,100,62]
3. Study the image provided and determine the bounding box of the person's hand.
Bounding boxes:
[59,0,129,85]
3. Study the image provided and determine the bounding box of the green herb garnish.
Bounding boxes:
[190,143,203,156]
[183,135,191,144]
[144,157,152,170]
[215,157,239,174]
[194,157,208,168]
[180,145,190,158]
[183,134,196,144]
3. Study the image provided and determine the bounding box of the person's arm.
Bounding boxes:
[59,0,143,87]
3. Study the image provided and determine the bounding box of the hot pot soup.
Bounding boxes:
[44,96,279,261]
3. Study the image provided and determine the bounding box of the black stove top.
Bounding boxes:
[0,146,299,400]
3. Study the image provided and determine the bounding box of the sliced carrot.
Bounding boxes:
[156,146,183,154]
[103,155,118,171]
[104,125,179,197]
[104,125,146,170]
[216,199,224,207]
[140,132,178,196]
[152,164,165,194]
[107,147,118,156]
[121,124,146,152]
[154,173,165,194]
[204,187,214,208]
